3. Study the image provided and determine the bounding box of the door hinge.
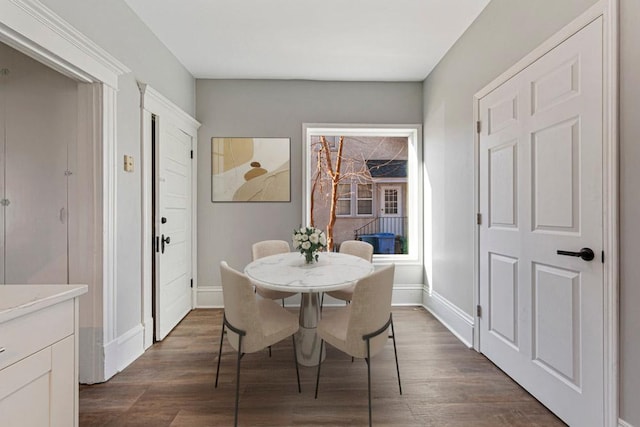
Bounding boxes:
[476,213,482,225]
[190,278,193,288]
[601,251,605,263]
[476,305,482,318]
[476,121,481,134]
[190,150,193,159]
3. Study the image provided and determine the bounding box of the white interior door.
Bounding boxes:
[1,42,76,284]
[155,120,192,340]
[479,18,604,426]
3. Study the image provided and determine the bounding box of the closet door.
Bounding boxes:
[1,43,76,284]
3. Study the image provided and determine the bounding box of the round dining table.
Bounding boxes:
[244,251,374,366]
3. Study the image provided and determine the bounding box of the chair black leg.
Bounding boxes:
[291,336,301,393]
[314,339,324,398]
[215,316,226,388]
[320,293,324,313]
[268,346,272,357]
[366,339,372,427]
[390,315,402,395]
[233,335,243,427]
[281,298,286,307]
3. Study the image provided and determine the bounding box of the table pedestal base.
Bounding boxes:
[294,292,325,366]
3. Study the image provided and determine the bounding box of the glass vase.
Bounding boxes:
[304,251,316,264]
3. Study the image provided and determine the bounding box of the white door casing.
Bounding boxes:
[478,17,605,427]
[139,84,200,344]
[0,0,133,383]
[154,120,193,341]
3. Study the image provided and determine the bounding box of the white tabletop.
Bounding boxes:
[244,251,374,293]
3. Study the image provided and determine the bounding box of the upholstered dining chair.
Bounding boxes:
[314,264,401,427]
[321,240,374,307]
[216,261,301,427]
[252,240,297,306]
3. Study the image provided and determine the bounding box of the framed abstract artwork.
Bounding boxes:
[211,137,291,202]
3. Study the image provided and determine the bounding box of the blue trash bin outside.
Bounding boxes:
[374,233,395,254]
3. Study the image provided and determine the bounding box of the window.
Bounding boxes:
[303,124,422,262]
[356,183,373,215]
[336,183,351,216]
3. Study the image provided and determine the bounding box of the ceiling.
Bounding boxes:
[124,0,490,82]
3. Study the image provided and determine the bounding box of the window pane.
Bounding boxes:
[357,200,372,215]
[336,199,351,215]
[338,183,351,198]
[357,183,372,198]
[384,189,398,214]
[307,130,414,256]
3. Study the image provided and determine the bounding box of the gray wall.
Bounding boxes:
[38,0,195,337]
[423,0,638,425]
[619,0,640,424]
[196,80,423,288]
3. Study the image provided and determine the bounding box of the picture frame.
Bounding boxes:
[211,137,291,202]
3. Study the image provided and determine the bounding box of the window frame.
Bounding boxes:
[302,124,422,264]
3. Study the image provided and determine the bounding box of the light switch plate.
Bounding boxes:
[124,155,134,172]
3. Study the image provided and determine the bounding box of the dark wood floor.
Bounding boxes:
[79,307,565,426]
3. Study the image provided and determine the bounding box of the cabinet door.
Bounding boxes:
[1,43,76,284]
[0,336,74,427]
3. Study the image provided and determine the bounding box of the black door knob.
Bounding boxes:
[556,247,595,261]
[161,234,171,253]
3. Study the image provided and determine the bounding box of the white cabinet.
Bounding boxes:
[0,285,87,427]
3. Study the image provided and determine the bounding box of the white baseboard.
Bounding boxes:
[196,284,423,308]
[422,287,474,348]
[196,286,224,308]
[391,285,424,305]
[115,324,145,372]
[103,337,118,381]
[102,324,145,381]
[619,419,635,427]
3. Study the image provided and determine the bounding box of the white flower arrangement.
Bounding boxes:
[292,226,327,263]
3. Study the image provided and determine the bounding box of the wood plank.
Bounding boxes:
[79,308,565,426]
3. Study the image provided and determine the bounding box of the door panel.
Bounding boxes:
[479,17,603,426]
[489,141,517,228]
[532,263,581,386]
[488,253,518,347]
[532,119,579,232]
[155,121,192,341]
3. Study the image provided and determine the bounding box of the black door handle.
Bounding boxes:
[556,247,595,261]
[161,234,171,253]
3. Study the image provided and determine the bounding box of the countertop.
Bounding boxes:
[0,284,88,324]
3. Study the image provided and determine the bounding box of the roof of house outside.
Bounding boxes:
[366,160,407,178]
